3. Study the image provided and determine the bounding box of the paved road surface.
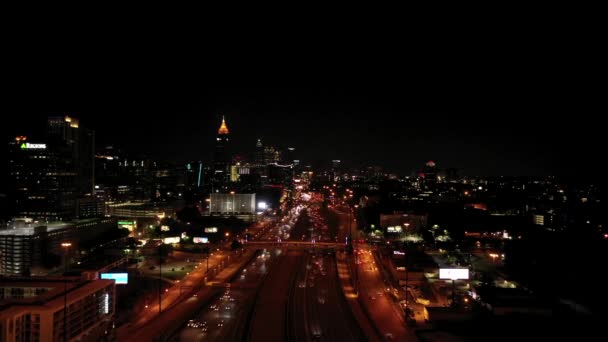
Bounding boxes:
[177,249,279,342]
[357,248,417,341]
[118,250,257,341]
[302,251,367,342]
[247,249,302,342]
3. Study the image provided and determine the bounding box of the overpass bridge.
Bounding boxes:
[243,240,347,251]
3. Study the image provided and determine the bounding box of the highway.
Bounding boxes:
[247,249,302,341]
[357,247,417,340]
[296,251,367,342]
[117,249,240,338]
[121,191,400,341]
[118,248,257,341]
[176,249,280,342]
[332,206,418,341]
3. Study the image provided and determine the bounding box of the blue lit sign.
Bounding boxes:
[100,273,129,284]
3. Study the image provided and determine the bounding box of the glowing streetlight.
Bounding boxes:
[61,242,72,342]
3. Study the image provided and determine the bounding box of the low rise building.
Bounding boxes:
[0,277,115,342]
[0,218,116,276]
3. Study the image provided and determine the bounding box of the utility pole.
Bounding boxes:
[159,241,162,314]
[405,241,409,307]
[61,242,72,342]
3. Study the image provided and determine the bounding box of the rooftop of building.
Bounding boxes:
[0,276,113,312]
[106,200,174,210]
[0,221,71,236]
[0,217,113,236]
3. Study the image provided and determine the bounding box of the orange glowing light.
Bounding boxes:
[218,116,230,134]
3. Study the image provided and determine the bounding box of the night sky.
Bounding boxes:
[2,85,602,180]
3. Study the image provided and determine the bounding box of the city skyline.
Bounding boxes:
[2,93,603,341]
[3,86,601,180]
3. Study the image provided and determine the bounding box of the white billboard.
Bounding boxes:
[193,237,209,244]
[163,237,180,244]
[204,227,218,233]
[439,268,469,280]
[100,273,128,284]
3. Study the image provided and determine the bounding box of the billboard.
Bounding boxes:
[439,268,469,280]
[161,225,170,232]
[204,227,218,233]
[163,237,180,244]
[387,226,403,233]
[100,273,128,284]
[209,193,256,214]
[118,220,137,231]
[193,237,209,244]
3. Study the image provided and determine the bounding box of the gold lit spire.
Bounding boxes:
[218,115,229,135]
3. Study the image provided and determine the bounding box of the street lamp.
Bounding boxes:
[489,253,499,264]
[61,242,72,342]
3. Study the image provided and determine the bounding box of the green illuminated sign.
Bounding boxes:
[20,142,47,149]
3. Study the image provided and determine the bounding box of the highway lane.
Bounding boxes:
[119,249,258,342]
[320,252,366,342]
[331,206,417,341]
[357,248,417,341]
[290,208,312,241]
[120,215,276,336]
[117,250,244,339]
[299,251,367,342]
[248,249,302,342]
[290,252,310,342]
[176,249,279,342]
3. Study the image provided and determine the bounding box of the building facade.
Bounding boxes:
[213,117,231,192]
[0,278,115,342]
[0,218,117,276]
[209,193,256,215]
[8,116,95,221]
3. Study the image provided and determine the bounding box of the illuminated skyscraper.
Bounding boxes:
[213,116,231,191]
[47,116,95,197]
[8,116,95,220]
[424,160,437,190]
[255,138,264,166]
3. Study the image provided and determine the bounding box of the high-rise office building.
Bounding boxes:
[8,136,64,220]
[254,138,264,166]
[331,159,341,181]
[47,116,95,197]
[263,146,281,165]
[8,116,95,221]
[213,116,231,192]
[423,160,438,189]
